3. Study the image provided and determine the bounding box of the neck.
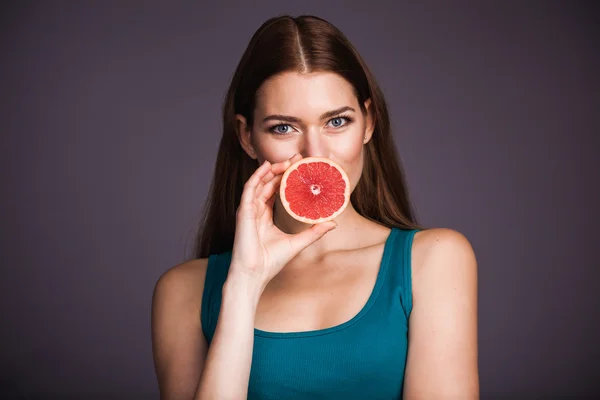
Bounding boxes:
[272,195,368,260]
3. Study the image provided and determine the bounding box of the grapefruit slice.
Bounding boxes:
[279,157,350,223]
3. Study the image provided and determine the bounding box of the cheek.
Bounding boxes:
[332,136,365,190]
[255,137,299,164]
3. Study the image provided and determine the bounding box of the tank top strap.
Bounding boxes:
[383,227,419,320]
[201,251,232,343]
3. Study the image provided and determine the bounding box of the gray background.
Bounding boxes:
[2,1,599,398]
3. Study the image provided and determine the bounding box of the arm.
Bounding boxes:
[151,259,209,400]
[151,259,263,400]
[195,269,263,399]
[403,228,479,399]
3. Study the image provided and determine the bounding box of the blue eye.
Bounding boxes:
[328,116,352,128]
[272,124,292,134]
[331,117,344,127]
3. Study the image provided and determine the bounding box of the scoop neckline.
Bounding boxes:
[253,227,398,339]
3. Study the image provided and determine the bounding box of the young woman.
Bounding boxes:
[151,14,479,400]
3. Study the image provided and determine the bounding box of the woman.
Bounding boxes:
[151,14,479,400]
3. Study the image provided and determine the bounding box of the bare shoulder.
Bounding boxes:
[151,258,210,399]
[153,257,209,307]
[411,227,477,283]
[403,228,479,398]
[151,257,210,342]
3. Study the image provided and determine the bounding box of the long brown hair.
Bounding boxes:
[192,15,421,259]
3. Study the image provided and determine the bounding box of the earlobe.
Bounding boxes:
[363,98,375,143]
[235,114,257,159]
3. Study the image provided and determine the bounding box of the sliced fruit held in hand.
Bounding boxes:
[279,157,350,224]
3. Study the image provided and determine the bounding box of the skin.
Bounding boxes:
[151,71,479,399]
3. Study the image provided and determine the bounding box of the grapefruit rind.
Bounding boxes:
[279,157,350,224]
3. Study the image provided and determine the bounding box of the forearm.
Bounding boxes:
[195,271,263,400]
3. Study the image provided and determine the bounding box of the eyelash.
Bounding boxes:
[268,114,354,135]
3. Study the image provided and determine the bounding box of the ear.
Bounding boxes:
[363,98,375,144]
[235,114,257,159]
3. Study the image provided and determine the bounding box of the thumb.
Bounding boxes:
[289,221,338,255]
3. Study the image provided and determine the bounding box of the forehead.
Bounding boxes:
[254,71,357,116]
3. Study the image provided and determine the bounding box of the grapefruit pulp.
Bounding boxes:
[279,157,350,223]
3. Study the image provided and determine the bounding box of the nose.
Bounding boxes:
[299,130,327,158]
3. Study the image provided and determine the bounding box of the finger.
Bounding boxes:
[261,170,275,183]
[270,153,302,175]
[289,153,303,163]
[257,174,282,204]
[254,169,275,201]
[289,221,338,255]
[260,193,276,222]
[265,193,276,209]
[240,161,271,206]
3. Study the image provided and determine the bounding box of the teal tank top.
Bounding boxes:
[201,227,418,399]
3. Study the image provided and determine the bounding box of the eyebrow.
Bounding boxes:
[262,106,356,124]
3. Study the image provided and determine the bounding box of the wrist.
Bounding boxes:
[223,269,265,307]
